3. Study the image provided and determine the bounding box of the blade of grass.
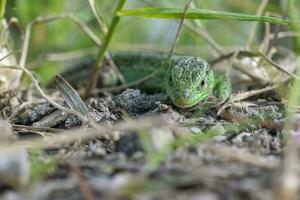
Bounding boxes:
[84,0,127,98]
[88,0,108,34]
[54,74,88,116]
[283,0,300,127]
[167,0,192,63]
[118,7,292,25]
[0,0,6,19]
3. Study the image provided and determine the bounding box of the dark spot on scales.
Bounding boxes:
[192,71,200,82]
[175,66,183,79]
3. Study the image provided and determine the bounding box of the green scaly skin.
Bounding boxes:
[165,56,231,108]
[62,52,231,109]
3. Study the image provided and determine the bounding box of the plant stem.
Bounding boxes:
[19,22,88,123]
[0,0,6,19]
[84,0,126,98]
[284,0,300,129]
[167,0,192,63]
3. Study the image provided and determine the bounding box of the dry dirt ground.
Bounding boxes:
[0,80,294,200]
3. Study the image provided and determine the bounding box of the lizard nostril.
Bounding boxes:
[184,90,190,99]
[168,75,173,86]
[200,80,205,86]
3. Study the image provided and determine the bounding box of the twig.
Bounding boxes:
[265,31,300,40]
[258,50,300,80]
[0,65,23,70]
[8,101,43,120]
[92,70,157,94]
[19,22,88,122]
[185,1,225,56]
[245,0,269,49]
[34,13,101,46]
[0,50,20,62]
[232,61,265,83]
[140,0,224,56]
[210,49,299,83]
[16,13,101,47]
[45,47,97,62]
[19,14,101,66]
[16,12,130,121]
[8,17,24,42]
[26,14,125,84]
[184,22,225,56]
[105,53,126,84]
[226,49,239,76]
[88,0,108,34]
[12,124,61,133]
[210,49,267,83]
[261,18,271,52]
[210,50,260,66]
[209,49,266,83]
[88,0,126,84]
[44,43,235,62]
[261,30,300,52]
[230,84,278,102]
[22,67,87,122]
[167,0,192,63]
[217,84,279,115]
[265,16,286,55]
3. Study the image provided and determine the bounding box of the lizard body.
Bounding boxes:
[165,56,231,108]
[61,52,231,108]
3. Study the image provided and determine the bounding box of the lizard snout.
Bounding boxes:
[183,90,190,99]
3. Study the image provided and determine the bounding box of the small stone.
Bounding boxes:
[190,127,202,134]
[113,89,168,116]
[28,102,54,124]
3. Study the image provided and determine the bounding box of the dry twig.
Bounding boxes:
[19,20,88,122]
[167,0,193,63]
[245,0,269,49]
[88,0,108,34]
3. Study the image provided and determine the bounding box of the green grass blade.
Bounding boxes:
[0,0,6,19]
[118,7,291,25]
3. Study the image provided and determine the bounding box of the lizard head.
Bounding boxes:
[165,56,214,109]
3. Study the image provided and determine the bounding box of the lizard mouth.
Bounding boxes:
[173,98,198,109]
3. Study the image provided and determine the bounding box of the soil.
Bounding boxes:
[0,77,292,200]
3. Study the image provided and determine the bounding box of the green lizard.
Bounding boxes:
[61,52,231,109]
[165,56,231,108]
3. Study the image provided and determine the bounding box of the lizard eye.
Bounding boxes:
[200,80,205,86]
[168,76,173,86]
[198,80,205,90]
